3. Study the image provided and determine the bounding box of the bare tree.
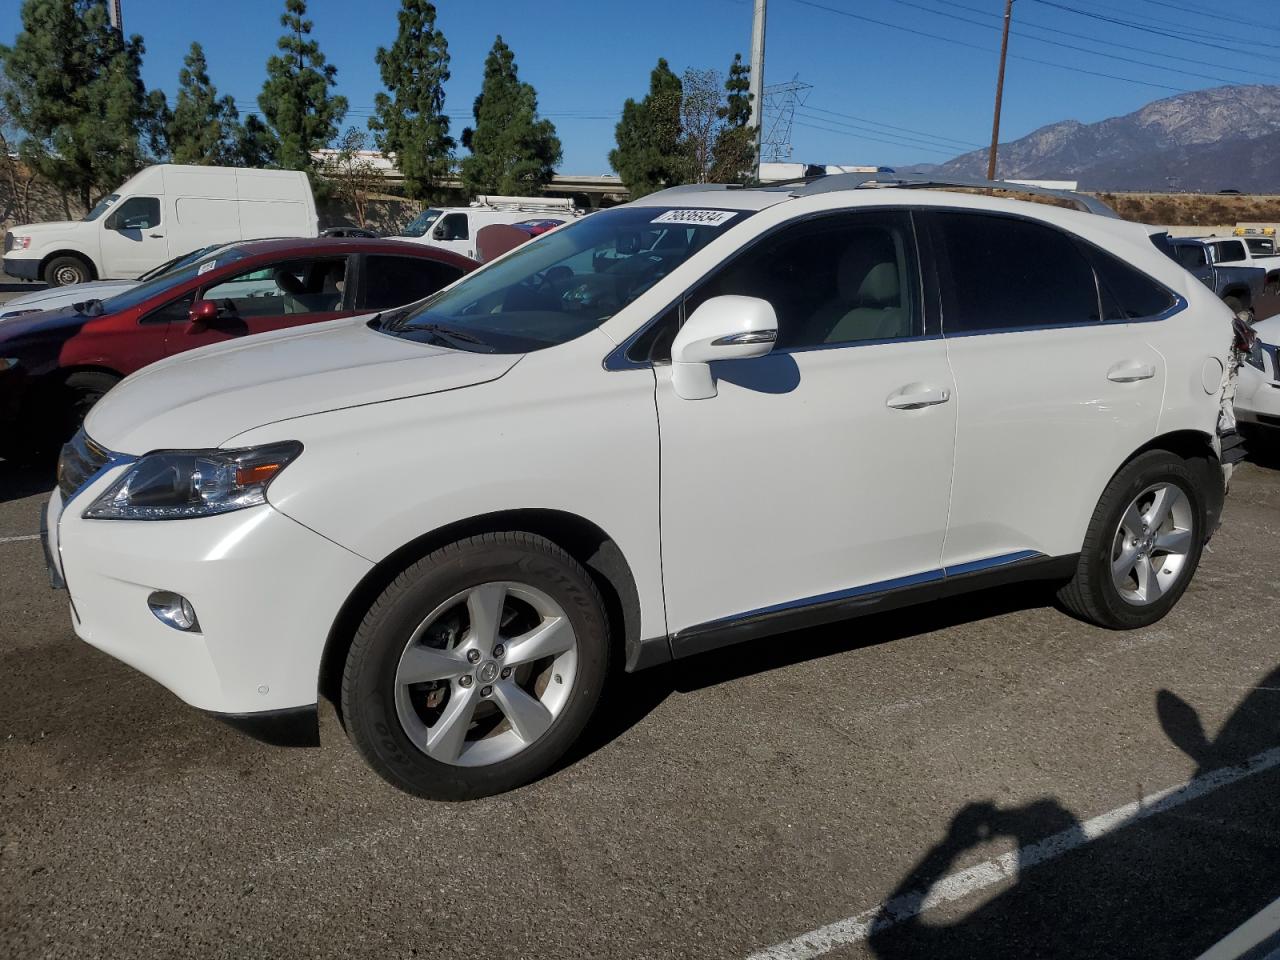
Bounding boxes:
[317,127,384,228]
[0,79,38,226]
[679,69,724,184]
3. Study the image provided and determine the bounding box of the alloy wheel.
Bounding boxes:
[1110,482,1194,606]
[393,581,579,767]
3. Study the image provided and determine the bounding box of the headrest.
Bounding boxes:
[858,262,900,307]
[273,267,306,296]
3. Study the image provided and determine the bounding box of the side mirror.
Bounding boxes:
[432,224,448,240]
[185,299,221,334]
[669,295,777,400]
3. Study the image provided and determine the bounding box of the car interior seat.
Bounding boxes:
[810,237,911,343]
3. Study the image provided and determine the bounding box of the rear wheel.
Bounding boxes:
[342,532,611,800]
[1058,451,1205,629]
[43,254,93,287]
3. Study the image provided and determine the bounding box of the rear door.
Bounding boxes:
[164,255,356,354]
[927,210,1171,567]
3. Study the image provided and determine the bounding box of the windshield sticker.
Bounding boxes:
[650,209,736,227]
[197,260,217,275]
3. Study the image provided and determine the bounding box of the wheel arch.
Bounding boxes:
[1118,429,1225,537]
[1221,284,1251,307]
[317,508,646,712]
[39,249,98,282]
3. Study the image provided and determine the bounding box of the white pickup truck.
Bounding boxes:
[1202,235,1280,296]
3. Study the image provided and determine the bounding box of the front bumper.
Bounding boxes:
[1234,352,1280,426]
[49,468,374,716]
[2,256,40,282]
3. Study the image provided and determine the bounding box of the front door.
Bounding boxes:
[165,255,356,355]
[100,196,169,278]
[431,212,475,259]
[655,210,957,640]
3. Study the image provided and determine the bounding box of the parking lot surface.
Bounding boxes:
[2,448,1279,959]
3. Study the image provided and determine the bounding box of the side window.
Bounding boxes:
[140,291,196,325]
[934,212,1099,332]
[202,257,348,318]
[1174,244,1208,270]
[1080,244,1178,320]
[436,213,469,241]
[1213,240,1247,262]
[681,211,922,351]
[357,256,465,311]
[110,196,161,230]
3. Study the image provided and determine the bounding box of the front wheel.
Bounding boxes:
[342,532,611,800]
[1058,451,1205,629]
[43,254,92,287]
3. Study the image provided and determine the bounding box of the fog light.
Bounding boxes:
[147,591,200,632]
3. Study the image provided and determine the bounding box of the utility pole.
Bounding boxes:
[986,0,1014,181]
[749,0,767,178]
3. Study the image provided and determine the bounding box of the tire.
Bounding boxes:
[1058,450,1206,629]
[61,371,119,439]
[342,532,612,800]
[42,254,93,287]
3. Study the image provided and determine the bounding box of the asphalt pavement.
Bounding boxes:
[3,447,1280,959]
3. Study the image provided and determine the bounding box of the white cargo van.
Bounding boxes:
[398,195,580,260]
[2,165,318,286]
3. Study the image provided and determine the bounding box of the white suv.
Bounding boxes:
[44,182,1236,799]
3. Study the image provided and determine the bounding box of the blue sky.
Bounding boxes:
[3,0,1279,173]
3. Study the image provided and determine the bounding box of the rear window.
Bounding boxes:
[1081,244,1178,320]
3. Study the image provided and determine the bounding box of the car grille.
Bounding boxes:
[3,232,12,254]
[57,429,113,502]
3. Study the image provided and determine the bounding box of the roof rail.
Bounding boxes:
[790,172,1119,218]
[640,182,746,201]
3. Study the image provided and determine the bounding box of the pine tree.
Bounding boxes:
[1,0,165,208]
[258,0,347,173]
[232,115,278,169]
[369,0,454,202]
[460,36,561,197]
[710,53,755,184]
[168,42,240,165]
[609,58,684,198]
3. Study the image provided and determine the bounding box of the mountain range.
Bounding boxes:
[923,85,1280,192]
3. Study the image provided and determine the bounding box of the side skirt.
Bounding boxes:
[663,553,1080,662]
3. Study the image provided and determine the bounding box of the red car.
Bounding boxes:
[0,238,475,458]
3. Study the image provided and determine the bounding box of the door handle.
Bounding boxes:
[1107,360,1156,383]
[148,233,164,239]
[886,385,951,410]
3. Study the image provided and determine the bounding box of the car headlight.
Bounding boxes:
[83,442,303,520]
[7,235,31,250]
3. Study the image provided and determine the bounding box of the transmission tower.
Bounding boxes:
[761,77,813,163]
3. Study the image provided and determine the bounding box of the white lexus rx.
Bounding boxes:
[45,182,1237,799]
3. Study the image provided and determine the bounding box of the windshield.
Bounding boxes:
[400,208,444,238]
[96,247,250,314]
[135,244,230,282]
[383,205,753,353]
[83,194,119,222]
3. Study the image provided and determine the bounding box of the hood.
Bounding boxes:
[0,304,92,343]
[10,219,91,236]
[1253,315,1280,345]
[84,315,522,453]
[0,280,135,318]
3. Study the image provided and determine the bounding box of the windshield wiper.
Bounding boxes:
[415,323,494,352]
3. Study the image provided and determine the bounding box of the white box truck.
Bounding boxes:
[397,195,581,260]
[2,164,318,286]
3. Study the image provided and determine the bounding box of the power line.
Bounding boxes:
[1130,0,1280,34]
[878,0,1264,86]
[794,109,979,152]
[789,0,1190,92]
[802,104,985,147]
[920,0,1279,82]
[791,118,957,155]
[1031,0,1280,56]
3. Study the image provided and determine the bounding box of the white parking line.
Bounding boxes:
[0,534,39,544]
[748,746,1280,960]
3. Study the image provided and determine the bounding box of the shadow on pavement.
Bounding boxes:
[572,581,1057,769]
[0,456,55,504]
[865,665,1280,960]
